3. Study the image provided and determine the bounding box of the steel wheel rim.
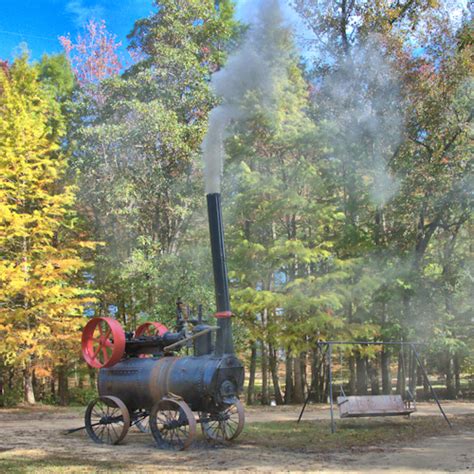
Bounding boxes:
[200,399,245,442]
[150,399,196,450]
[85,396,130,445]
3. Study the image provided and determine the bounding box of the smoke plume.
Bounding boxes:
[322,36,403,206]
[201,0,286,194]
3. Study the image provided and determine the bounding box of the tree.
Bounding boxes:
[292,0,473,395]
[0,55,93,404]
[215,1,347,405]
[65,2,238,327]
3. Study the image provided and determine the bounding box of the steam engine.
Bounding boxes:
[79,193,245,450]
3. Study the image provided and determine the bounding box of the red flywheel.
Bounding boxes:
[135,322,168,337]
[81,317,126,369]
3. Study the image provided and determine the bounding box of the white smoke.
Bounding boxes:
[201,0,287,194]
[322,35,403,206]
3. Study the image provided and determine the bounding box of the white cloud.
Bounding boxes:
[66,0,105,26]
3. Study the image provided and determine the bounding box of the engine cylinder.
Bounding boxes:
[98,354,244,412]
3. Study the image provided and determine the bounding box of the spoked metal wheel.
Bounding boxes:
[149,398,196,450]
[200,399,245,442]
[85,395,130,445]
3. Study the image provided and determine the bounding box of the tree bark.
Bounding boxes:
[50,376,56,401]
[396,351,406,395]
[269,343,283,405]
[381,350,392,394]
[348,355,356,395]
[293,355,305,404]
[356,354,368,395]
[454,353,461,396]
[367,358,380,395]
[445,355,456,399]
[247,342,257,405]
[0,366,4,407]
[58,365,69,406]
[23,366,35,405]
[310,349,319,402]
[284,350,293,404]
[260,340,269,405]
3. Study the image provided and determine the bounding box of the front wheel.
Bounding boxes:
[200,399,245,442]
[149,397,196,450]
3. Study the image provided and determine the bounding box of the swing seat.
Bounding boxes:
[337,395,416,418]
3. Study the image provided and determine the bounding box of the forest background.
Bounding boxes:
[0,0,472,407]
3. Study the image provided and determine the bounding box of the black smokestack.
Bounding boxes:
[207,193,234,355]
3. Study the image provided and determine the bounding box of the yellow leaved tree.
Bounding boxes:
[0,55,94,404]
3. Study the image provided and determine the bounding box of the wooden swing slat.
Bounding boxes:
[337,395,416,418]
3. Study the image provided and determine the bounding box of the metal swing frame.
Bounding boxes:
[297,341,452,433]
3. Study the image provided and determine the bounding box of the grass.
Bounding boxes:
[243,414,474,452]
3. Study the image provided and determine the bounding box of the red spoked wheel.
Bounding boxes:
[81,317,126,368]
[135,322,169,338]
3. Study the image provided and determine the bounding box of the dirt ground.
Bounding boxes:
[0,401,473,473]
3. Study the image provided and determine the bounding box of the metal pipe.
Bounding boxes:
[318,341,423,346]
[206,193,234,355]
[411,344,452,429]
[328,343,336,433]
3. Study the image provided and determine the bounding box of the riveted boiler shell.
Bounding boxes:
[97,355,244,412]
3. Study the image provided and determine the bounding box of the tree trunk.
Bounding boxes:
[422,356,430,399]
[356,354,367,395]
[381,350,392,394]
[310,349,320,402]
[324,355,330,401]
[50,376,56,402]
[269,343,283,405]
[78,368,84,389]
[300,352,307,394]
[260,340,269,405]
[396,351,406,395]
[247,342,257,405]
[409,349,417,398]
[367,358,380,395]
[319,352,327,402]
[445,355,456,399]
[293,355,305,404]
[58,365,69,406]
[453,353,461,396]
[24,366,35,405]
[284,350,293,404]
[348,356,356,395]
[0,367,4,407]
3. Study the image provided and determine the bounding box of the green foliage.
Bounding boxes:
[68,385,98,406]
[66,2,239,326]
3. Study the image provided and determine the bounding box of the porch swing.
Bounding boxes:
[336,347,417,418]
[298,341,451,433]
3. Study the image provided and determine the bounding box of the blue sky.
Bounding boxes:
[0,0,156,61]
[0,1,307,62]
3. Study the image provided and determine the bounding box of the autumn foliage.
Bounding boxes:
[0,56,94,404]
